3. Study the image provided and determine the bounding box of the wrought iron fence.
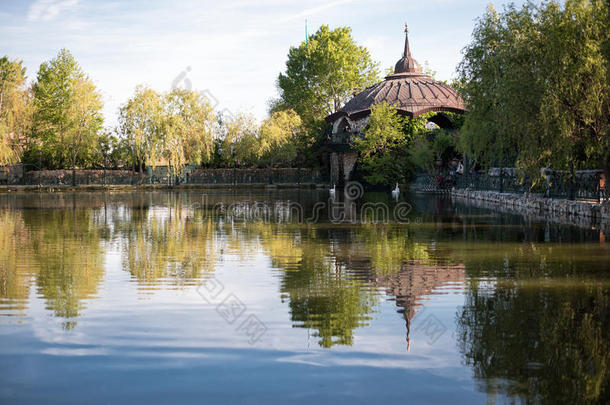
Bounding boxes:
[412,173,454,192]
[2,165,327,187]
[453,169,606,202]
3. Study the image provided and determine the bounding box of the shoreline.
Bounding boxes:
[449,188,610,232]
[0,183,329,193]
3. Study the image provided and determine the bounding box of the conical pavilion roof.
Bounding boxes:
[326,24,466,123]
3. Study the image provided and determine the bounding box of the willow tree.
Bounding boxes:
[153,88,215,183]
[118,85,161,172]
[0,56,31,165]
[458,0,610,178]
[276,25,380,146]
[219,112,259,167]
[257,109,301,167]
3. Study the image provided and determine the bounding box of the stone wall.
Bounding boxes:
[22,169,155,186]
[0,164,24,185]
[187,168,324,185]
[451,189,610,231]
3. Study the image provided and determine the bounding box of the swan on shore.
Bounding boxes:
[391,183,400,200]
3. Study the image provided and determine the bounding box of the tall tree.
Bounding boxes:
[31,49,103,170]
[458,1,610,179]
[153,88,215,182]
[0,56,31,165]
[66,77,103,184]
[276,25,380,146]
[118,85,161,172]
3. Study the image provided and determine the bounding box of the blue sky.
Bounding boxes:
[0,0,525,126]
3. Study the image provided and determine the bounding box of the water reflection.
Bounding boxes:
[0,200,106,329]
[0,191,608,402]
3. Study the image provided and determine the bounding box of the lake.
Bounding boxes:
[0,190,608,404]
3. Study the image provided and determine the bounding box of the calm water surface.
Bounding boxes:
[0,190,608,404]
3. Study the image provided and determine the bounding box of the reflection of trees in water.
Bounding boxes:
[0,210,33,316]
[0,197,112,329]
[116,195,218,288]
[27,207,105,330]
[273,230,378,348]
[456,251,610,403]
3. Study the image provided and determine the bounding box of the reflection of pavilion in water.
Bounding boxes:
[329,233,464,350]
[374,262,464,349]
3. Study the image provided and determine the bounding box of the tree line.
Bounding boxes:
[457,0,610,179]
[0,25,385,176]
[0,50,305,174]
[0,24,453,184]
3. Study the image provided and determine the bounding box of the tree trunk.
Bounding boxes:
[168,159,172,187]
[72,156,76,187]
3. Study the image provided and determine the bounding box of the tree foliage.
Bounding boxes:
[118,86,215,178]
[118,85,161,171]
[258,109,301,167]
[30,49,103,169]
[153,88,215,177]
[0,56,31,165]
[276,25,380,147]
[354,103,430,185]
[458,0,610,177]
[219,112,259,167]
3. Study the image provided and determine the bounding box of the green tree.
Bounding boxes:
[0,56,31,165]
[458,1,610,179]
[153,88,215,181]
[118,85,161,171]
[219,112,259,167]
[354,102,428,185]
[258,109,301,167]
[66,77,103,184]
[30,49,103,170]
[276,25,380,148]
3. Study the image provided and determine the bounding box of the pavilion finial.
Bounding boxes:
[393,22,422,75]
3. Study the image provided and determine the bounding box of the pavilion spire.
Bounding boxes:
[393,22,422,75]
[403,23,411,58]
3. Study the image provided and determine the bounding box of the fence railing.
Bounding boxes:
[453,169,606,202]
[1,166,327,187]
[412,174,455,192]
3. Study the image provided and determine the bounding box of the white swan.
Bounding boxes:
[329,184,336,198]
[391,183,400,200]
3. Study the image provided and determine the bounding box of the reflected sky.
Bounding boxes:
[0,190,608,404]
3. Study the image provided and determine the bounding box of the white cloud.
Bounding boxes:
[280,0,356,22]
[28,0,79,22]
